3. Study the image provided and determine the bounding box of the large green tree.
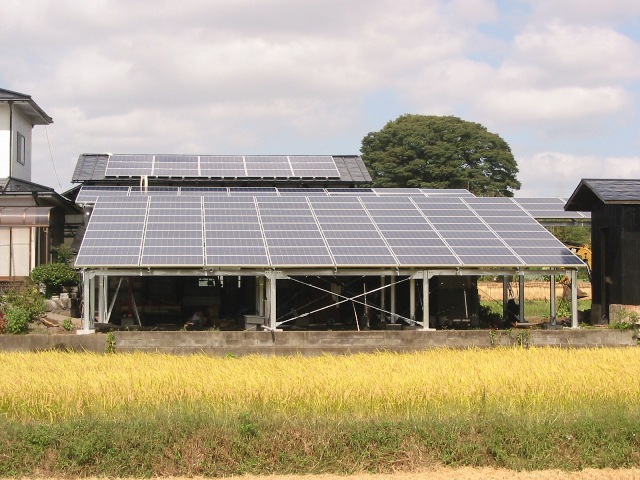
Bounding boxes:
[361,114,521,196]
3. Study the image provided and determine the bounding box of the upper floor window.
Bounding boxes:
[16,132,26,165]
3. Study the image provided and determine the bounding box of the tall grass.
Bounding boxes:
[0,348,638,422]
[1,349,639,475]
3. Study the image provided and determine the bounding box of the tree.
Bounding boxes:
[361,114,521,196]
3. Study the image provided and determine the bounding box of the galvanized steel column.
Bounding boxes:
[571,270,578,328]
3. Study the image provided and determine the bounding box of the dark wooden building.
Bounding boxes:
[565,179,640,322]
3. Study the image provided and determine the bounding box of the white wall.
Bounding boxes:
[0,104,33,181]
[11,108,32,182]
[0,104,9,178]
[0,227,33,277]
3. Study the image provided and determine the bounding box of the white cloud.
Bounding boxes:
[0,0,638,196]
[517,152,640,197]
[524,0,640,24]
[477,86,631,124]
[511,23,640,86]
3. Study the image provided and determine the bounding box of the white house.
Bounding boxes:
[0,88,79,279]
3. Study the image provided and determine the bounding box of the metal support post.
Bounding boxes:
[518,274,525,323]
[390,275,396,323]
[267,272,277,331]
[502,276,509,321]
[550,275,557,325]
[380,275,386,315]
[409,277,415,321]
[571,270,579,328]
[256,275,265,317]
[422,272,433,330]
[80,272,95,333]
[98,275,107,324]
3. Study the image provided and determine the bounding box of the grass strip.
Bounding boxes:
[1,408,639,477]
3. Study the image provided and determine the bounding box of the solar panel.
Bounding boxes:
[75,186,131,203]
[103,155,343,179]
[75,197,148,266]
[153,155,199,177]
[421,189,475,197]
[200,156,246,178]
[141,197,203,266]
[258,198,333,266]
[309,197,397,266]
[203,197,269,266]
[244,156,292,177]
[464,198,583,266]
[105,154,153,177]
[288,156,340,178]
[129,186,180,196]
[513,197,590,219]
[76,194,586,269]
[180,187,228,196]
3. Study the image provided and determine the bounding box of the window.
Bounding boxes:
[16,132,25,165]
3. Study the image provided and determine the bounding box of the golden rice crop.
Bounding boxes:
[0,347,638,422]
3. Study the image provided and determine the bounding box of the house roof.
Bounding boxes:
[0,88,53,125]
[565,179,640,211]
[0,177,81,213]
[71,153,372,186]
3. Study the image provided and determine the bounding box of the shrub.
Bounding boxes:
[30,263,79,297]
[52,245,75,266]
[611,309,640,330]
[0,311,6,334]
[1,281,45,320]
[5,306,31,334]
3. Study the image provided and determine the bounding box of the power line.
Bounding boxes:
[44,125,63,191]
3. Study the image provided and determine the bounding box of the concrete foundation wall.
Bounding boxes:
[0,330,635,355]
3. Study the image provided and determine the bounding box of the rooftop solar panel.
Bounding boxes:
[102,155,344,180]
[105,154,153,177]
[153,155,199,177]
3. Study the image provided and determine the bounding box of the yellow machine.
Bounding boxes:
[564,243,592,281]
[565,244,591,268]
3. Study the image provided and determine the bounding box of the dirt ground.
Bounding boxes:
[40,470,640,480]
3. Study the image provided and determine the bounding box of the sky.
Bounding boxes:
[1,0,639,197]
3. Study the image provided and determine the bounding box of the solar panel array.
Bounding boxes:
[102,154,341,179]
[74,186,589,221]
[75,186,478,203]
[515,198,590,219]
[72,154,371,183]
[76,195,585,268]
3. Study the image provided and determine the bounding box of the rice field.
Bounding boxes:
[1,348,639,475]
[1,348,638,422]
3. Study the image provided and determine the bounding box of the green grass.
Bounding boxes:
[1,407,639,477]
[481,299,592,319]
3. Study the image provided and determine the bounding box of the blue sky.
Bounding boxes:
[1,0,639,197]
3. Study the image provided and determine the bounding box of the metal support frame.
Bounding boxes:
[75,266,581,334]
[518,274,525,323]
[421,270,433,330]
[278,276,413,328]
[550,275,557,325]
[98,275,107,324]
[409,278,416,321]
[266,271,278,331]
[257,275,265,317]
[390,275,397,323]
[571,269,578,328]
[79,271,95,334]
[502,276,509,321]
